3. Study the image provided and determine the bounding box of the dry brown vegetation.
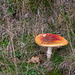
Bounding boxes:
[0,0,75,75]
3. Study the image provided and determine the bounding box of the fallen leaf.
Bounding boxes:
[38,54,43,59]
[27,56,40,63]
[27,54,44,63]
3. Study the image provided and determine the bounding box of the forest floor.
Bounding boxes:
[0,0,75,75]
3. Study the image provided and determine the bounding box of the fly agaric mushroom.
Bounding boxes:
[35,33,68,60]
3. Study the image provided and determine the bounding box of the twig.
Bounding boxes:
[6,18,18,75]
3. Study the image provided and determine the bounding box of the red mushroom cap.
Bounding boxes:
[35,33,68,47]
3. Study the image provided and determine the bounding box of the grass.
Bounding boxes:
[46,68,62,75]
[51,51,63,66]
[0,0,75,75]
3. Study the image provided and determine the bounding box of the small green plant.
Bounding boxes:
[46,68,62,75]
[6,0,16,16]
[29,0,52,13]
[27,69,35,75]
[0,47,2,51]
[0,36,9,47]
[51,51,63,65]
[18,62,46,75]
[23,34,40,54]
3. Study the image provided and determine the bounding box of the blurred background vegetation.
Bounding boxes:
[0,0,75,75]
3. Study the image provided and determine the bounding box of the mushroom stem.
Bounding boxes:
[47,47,52,61]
